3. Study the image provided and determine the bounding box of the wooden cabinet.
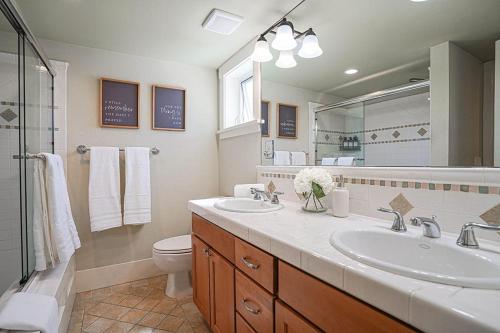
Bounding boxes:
[192,213,418,333]
[210,250,235,333]
[275,300,320,333]
[192,235,211,323]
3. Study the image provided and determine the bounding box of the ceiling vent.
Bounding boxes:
[202,9,243,35]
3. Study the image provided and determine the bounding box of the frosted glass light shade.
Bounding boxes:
[275,50,297,69]
[271,22,297,51]
[251,37,273,62]
[298,31,323,59]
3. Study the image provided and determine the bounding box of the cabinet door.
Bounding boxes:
[192,235,211,325]
[275,300,320,333]
[210,250,235,333]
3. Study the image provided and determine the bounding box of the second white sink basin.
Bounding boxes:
[214,198,284,213]
[330,227,500,289]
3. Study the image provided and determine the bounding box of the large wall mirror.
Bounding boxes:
[260,0,500,168]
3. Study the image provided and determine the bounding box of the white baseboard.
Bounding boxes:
[75,258,163,292]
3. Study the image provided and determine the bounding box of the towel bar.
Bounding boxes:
[76,145,160,155]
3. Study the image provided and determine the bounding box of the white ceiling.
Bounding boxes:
[8,0,500,98]
[11,0,298,68]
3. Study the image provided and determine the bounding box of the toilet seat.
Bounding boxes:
[153,235,192,254]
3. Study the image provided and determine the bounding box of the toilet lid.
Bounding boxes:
[153,235,191,253]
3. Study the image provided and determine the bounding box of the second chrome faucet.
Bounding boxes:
[378,207,441,238]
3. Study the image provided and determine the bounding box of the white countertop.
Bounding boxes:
[188,198,500,333]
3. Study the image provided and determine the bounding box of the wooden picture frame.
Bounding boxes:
[100,78,140,128]
[277,103,298,139]
[261,100,270,137]
[152,85,186,131]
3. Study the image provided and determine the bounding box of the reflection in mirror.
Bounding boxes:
[259,0,500,167]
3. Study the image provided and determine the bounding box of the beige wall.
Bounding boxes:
[39,39,219,270]
[495,40,500,166]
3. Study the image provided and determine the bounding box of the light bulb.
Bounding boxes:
[275,50,297,69]
[271,21,297,51]
[251,36,273,62]
[298,30,323,59]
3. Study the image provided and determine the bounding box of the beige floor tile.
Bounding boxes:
[84,318,116,333]
[88,303,129,320]
[151,299,177,315]
[169,306,184,318]
[179,303,197,314]
[78,291,93,299]
[112,283,132,295]
[129,325,154,333]
[146,289,167,300]
[177,297,192,305]
[176,322,194,333]
[129,286,154,297]
[120,295,144,308]
[87,303,113,317]
[102,293,128,305]
[119,309,148,324]
[104,321,134,333]
[192,323,210,333]
[152,330,173,333]
[69,309,84,326]
[138,312,167,328]
[156,315,184,332]
[147,276,167,290]
[131,279,150,288]
[83,314,100,329]
[67,321,83,333]
[184,311,204,326]
[93,287,113,301]
[135,297,161,311]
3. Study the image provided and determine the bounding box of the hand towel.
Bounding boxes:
[234,184,265,198]
[321,157,337,166]
[42,153,81,261]
[0,292,58,333]
[124,147,151,225]
[273,151,291,166]
[337,156,355,166]
[33,158,59,271]
[291,152,307,166]
[88,147,122,232]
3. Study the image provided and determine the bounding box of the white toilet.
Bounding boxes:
[152,235,192,298]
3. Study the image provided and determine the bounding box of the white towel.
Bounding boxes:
[337,156,355,166]
[321,157,337,166]
[291,152,307,166]
[89,147,122,232]
[124,147,151,225]
[234,184,265,198]
[42,154,81,261]
[274,151,291,166]
[0,292,58,333]
[33,158,59,271]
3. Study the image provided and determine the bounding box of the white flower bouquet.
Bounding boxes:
[294,168,333,212]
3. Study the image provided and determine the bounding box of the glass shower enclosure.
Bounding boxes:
[0,0,55,295]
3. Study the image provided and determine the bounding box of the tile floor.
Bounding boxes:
[68,275,210,333]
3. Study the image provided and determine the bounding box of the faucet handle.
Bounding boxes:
[270,192,283,204]
[377,207,406,233]
[410,215,437,226]
[410,216,441,238]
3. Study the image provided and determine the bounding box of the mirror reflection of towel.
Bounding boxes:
[291,152,306,165]
[337,157,355,166]
[321,157,336,166]
[274,151,291,166]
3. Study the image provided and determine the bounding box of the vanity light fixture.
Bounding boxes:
[344,68,359,75]
[276,50,297,68]
[251,0,322,69]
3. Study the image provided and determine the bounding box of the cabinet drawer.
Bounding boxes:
[236,313,257,333]
[278,261,416,333]
[275,300,320,333]
[235,237,276,293]
[236,270,274,333]
[192,213,235,263]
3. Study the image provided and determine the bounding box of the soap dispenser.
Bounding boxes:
[331,175,349,218]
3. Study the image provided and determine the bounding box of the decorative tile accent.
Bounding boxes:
[0,108,17,122]
[325,134,330,141]
[267,181,276,194]
[480,204,500,226]
[392,130,400,138]
[389,193,414,216]
[370,133,378,140]
[417,127,428,136]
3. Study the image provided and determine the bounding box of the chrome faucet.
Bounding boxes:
[456,222,500,248]
[377,207,407,232]
[410,216,441,238]
[250,188,283,205]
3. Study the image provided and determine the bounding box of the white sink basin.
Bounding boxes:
[330,227,500,289]
[214,198,284,213]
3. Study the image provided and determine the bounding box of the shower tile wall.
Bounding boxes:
[364,92,430,166]
[0,51,21,293]
[52,60,68,174]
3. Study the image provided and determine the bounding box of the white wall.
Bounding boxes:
[39,39,219,271]
[483,60,495,167]
[495,40,500,166]
[261,80,342,165]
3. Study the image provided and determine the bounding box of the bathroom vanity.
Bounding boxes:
[190,214,415,332]
[189,198,500,333]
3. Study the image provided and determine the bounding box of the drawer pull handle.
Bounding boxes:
[241,257,260,270]
[242,299,261,315]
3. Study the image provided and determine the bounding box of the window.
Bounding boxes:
[222,57,254,129]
